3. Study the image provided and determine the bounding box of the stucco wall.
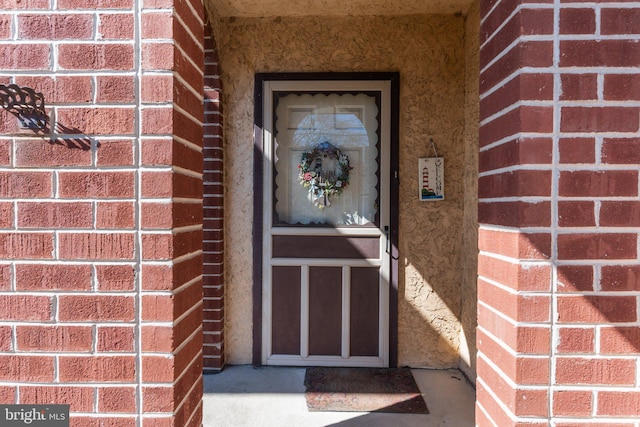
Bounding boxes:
[216,14,468,367]
[459,0,480,381]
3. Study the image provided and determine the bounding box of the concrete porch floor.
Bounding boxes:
[202,365,476,426]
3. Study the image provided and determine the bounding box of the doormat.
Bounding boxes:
[304,367,429,414]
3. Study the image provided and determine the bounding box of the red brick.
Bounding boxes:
[478,170,551,198]
[15,75,93,104]
[560,8,596,34]
[142,170,172,198]
[142,233,172,260]
[59,232,135,260]
[59,356,135,382]
[601,8,640,35]
[558,201,595,227]
[142,42,174,70]
[142,202,173,229]
[600,327,640,354]
[560,73,598,100]
[18,14,93,39]
[15,264,91,291]
[478,304,550,355]
[553,390,593,417]
[559,170,638,197]
[557,265,594,292]
[58,44,134,70]
[0,356,54,382]
[142,138,173,165]
[601,265,640,291]
[0,139,10,165]
[478,200,550,227]
[480,106,553,147]
[16,326,92,352]
[478,229,550,260]
[0,202,12,228]
[142,294,174,322]
[97,326,135,352]
[0,326,11,351]
[0,264,10,290]
[58,171,134,198]
[602,138,640,164]
[600,201,640,227]
[56,107,135,135]
[0,44,50,69]
[478,278,549,322]
[479,138,552,172]
[98,387,136,413]
[58,0,133,8]
[0,386,15,404]
[142,107,173,135]
[96,139,134,166]
[598,391,640,417]
[0,14,11,39]
[556,357,635,385]
[141,74,173,103]
[557,327,595,354]
[557,295,637,323]
[142,325,173,352]
[17,202,92,228]
[604,74,640,101]
[96,264,135,291]
[98,13,134,39]
[20,386,94,412]
[142,386,174,412]
[0,233,53,259]
[0,172,52,198]
[557,233,637,260]
[58,295,135,322]
[71,417,137,427]
[562,106,639,133]
[142,355,174,382]
[15,138,92,167]
[96,201,135,229]
[97,75,135,102]
[142,11,173,39]
[561,40,640,67]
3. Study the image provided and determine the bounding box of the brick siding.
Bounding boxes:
[478,0,640,425]
[0,0,205,425]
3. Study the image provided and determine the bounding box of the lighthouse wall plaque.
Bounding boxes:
[418,157,444,201]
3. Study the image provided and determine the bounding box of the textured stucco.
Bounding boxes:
[459,0,480,381]
[215,14,470,367]
[208,0,473,17]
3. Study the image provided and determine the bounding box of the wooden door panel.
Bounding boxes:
[271,266,301,355]
[350,267,380,356]
[308,267,343,356]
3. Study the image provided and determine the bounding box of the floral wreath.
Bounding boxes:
[298,141,353,209]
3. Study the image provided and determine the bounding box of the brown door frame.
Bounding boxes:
[252,72,400,366]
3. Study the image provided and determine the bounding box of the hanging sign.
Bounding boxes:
[418,139,444,201]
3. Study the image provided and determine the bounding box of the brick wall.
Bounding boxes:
[478,0,640,425]
[0,0,205,425]
[202,19,225,371]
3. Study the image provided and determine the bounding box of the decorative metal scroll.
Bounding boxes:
[0,84,47,129]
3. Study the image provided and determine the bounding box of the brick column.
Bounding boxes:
[0,0,205,425]
[202,19,225,371]
[478,0,640,425]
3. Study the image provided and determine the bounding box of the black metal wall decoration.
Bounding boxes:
[0,84,47,129]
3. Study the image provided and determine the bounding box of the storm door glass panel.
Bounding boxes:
[273,92,379,226]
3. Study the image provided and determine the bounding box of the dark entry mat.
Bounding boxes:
[304,367,429,413]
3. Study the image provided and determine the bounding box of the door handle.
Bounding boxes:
[384,226,399,260]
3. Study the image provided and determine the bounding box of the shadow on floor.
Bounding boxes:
[202,365,475,427]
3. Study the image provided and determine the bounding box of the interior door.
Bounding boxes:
[259,77,396,367]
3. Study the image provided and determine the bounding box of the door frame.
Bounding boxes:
[252,72,400,366]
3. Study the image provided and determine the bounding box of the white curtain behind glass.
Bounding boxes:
[274,93,379,225]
